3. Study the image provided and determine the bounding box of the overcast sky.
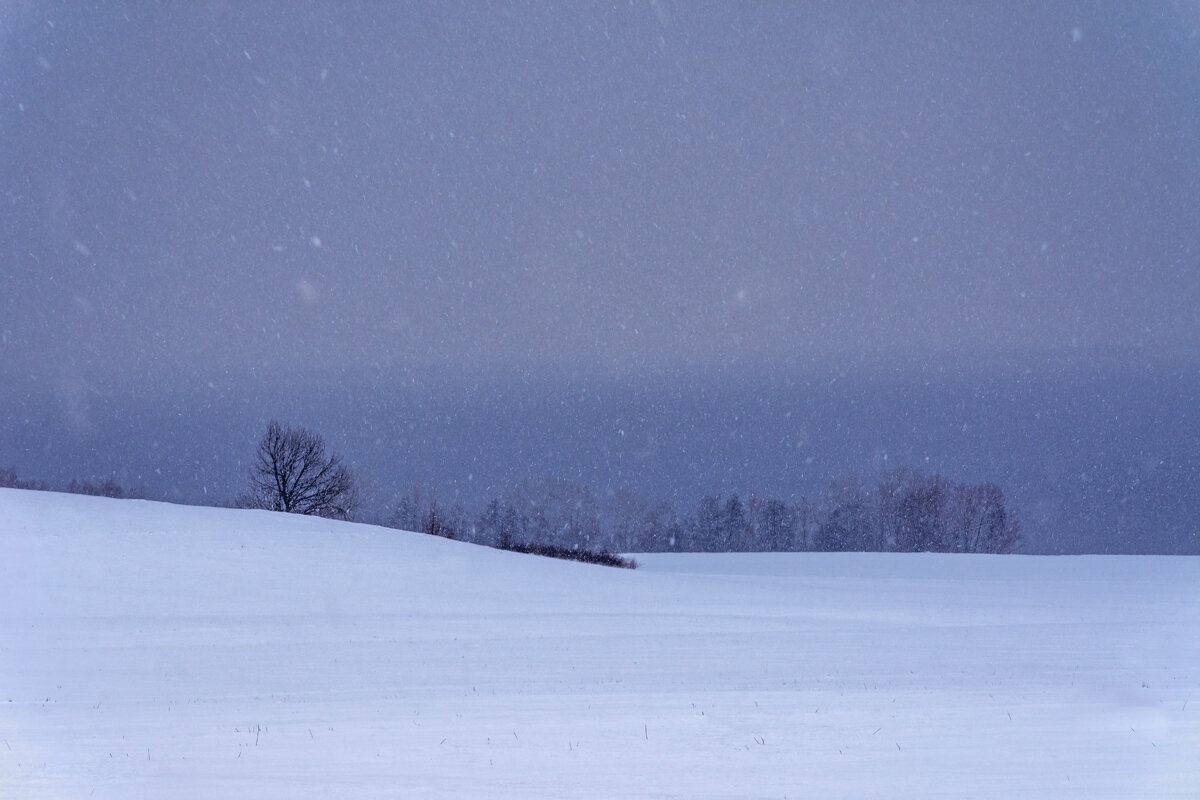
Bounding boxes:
[4,1,1199,392]
[3,3,1200,553]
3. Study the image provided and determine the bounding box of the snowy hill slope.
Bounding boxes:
[2,488,1197,798]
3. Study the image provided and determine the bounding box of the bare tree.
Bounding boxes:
[748,494,798,552]
[687,495,724,552]
[475,497,526,549]
[390,483,431,532]
[605,488,678,553]
[421,501,460,540]
[389,483,463,539]
[815,476,877,552]
[239,421,358,520]
[948,482,1023,554]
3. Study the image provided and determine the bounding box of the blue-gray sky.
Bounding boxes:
[2,2,1199,551]
[5,1,1198,383]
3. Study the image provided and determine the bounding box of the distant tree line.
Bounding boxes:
[384,468,1021,556]
[0,467,138,499]
[4,422,1022,559]
[0,467,47,491]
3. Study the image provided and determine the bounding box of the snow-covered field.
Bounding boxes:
[2,488,1197,798]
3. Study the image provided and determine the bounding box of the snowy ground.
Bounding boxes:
[2,488,1197,798]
